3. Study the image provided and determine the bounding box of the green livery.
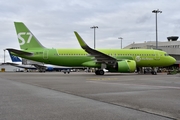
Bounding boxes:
[14,22,44,49]
[6,22,176,75]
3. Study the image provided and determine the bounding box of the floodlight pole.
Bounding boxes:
[3,49,6,63]
[90,26,98,49]
[118,37,123,49]
[152,9,162,49]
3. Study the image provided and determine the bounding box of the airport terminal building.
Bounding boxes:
[124,36,180,66]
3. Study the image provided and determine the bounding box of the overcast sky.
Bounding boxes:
[1,0,180,62]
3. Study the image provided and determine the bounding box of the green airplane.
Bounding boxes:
[6,22,176,75]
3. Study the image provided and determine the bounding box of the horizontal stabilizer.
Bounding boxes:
[6,48,33,56]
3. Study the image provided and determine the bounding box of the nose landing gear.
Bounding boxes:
[95,69,104,75]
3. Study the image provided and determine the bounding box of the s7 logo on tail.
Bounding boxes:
[18,32,33,45]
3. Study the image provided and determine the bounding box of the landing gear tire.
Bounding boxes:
[64,71,70,74]
[151,71,157,75]
[95,70,104,75]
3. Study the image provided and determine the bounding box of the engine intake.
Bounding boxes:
[116,60,136,73]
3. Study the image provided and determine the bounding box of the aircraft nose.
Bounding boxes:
[170,56,176,65]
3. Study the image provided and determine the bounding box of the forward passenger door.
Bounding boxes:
[154,51,160,60]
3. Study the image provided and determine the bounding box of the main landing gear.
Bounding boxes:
[151,67,157,75]
[95,69,104,75]
[62,69,70,74]
[137,67,157,75]
[95,63,106,75]
[151,71,157,75]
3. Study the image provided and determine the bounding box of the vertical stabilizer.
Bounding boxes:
[8,51,22,62]
[14,22,45,50]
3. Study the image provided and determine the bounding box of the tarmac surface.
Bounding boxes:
[0,72,180,120]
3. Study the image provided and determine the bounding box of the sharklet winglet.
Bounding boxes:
[74,31,90,49]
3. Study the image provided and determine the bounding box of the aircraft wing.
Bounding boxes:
[74,31,117,64]
[32,64,47,72]
[32,64,46,69]
[6,48,33,56]
[2,62,19,66]
[3,62,36,69]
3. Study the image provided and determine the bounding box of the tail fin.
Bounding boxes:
[14,22,45,50]
[8,51,22,62]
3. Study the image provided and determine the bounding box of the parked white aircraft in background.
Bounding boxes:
[4,51,72,72]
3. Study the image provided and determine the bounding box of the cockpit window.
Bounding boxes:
[164,53,169,56]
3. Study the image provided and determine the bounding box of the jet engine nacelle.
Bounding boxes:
[46,67,54,71]
[116,60,136,73]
